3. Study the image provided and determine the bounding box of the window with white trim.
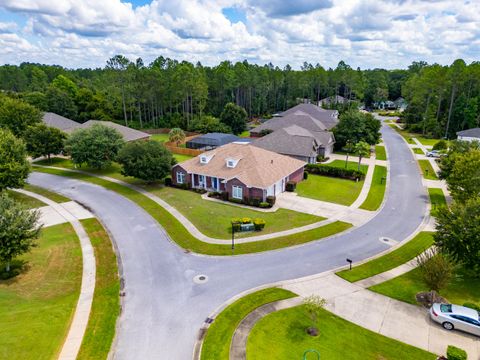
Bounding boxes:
[232,185,243,200]
[176,171,185,184]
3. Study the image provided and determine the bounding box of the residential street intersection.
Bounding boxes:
[28,121,428,359]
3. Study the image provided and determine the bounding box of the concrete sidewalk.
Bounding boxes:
[14,189,97,360]
[37,201,94,227]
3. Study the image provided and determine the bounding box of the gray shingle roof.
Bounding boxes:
[253,125,334,158]
[251,112,328,135]
[42,112,82,133]
[279,103,339,129]
[457,128,480,138]
[82,120,150,142]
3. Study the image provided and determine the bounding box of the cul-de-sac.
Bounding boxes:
[0,2,479,360]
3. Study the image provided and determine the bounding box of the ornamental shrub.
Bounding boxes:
[433,140,448,151]
[253,218,266,231]
[303,171,309,180]
[266,195,276,206]
[259,202,270,208]
[285,181,296,192]
[447,345,467,360]
[305,164,365,180]
[241,217,252,224]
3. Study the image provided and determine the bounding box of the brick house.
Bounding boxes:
[171,142,305,202]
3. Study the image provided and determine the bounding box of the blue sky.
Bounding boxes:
[0,0,478,69]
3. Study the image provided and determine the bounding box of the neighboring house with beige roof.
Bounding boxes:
[171,142,305,202]
[42,113,150,142]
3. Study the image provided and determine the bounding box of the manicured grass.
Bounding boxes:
[370,266,480,307]
[247,306,436,360]
[173,153,193,163]
[428,188,446,209]
[33,166,352,255]
[7,189,45,209]
[390,125,441,147]
[333,150,370,158]
[418,160,438,180]
[296,174,364,206]
[324,159,368,174]
[0,223,82,359]
[239,130,251,138]
[147,186,323,239]
[77,219,119,360]
[24,183,71,203]
[375,145,387,160]
[150,133,170,143]
[413,147,424,155]
[359,165,387,211]
[336,232,434,282]
[415,137,441,147]
[201,288,297,360]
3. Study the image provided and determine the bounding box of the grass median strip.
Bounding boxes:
[247,305,436,360]
[418,159,438,180]
[200,288,297,360]
[375,145,387,160]
[412,147,424,155]
[33,166,352,255]
[336,232,434,282]
[359,165,387,211]
[428,188,446,209]
[77,218,119,360]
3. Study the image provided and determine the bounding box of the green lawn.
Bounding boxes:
[24,184,70,203]
[150,133,170,143]
[359,165,387,211]
[247,306,436,360]
[390,125,440,147]
[324,159,368,174]
[7,189,45,209]
[201,288,297,360]
[33,166,352,255]
[147,186,323,239]
[370,266,480,307]
[375,145,387,160]
[336,232,434,282]
[173,153,193,163]
[297,174,364,206]
[333,150,370,158]
[77,219,119,360]
[428,188,446,209]
[413,147,424,155]
[414,136,441,147]
[418,160,438,180]
[0,223,82,359]
[239,130,251,138]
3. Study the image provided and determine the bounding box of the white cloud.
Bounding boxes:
[0,0,478,69]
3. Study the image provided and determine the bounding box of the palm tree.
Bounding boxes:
[169,128,185,146]
[354,141,370,171]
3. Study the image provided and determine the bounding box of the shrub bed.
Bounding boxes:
[305,164,365,181]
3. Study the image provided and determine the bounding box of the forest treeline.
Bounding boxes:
[0,56,478,138]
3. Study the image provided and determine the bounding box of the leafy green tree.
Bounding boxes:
[303,295,327,336]
[439,140,480,179]
[446,149,480,203]
[168,128,185,146]
[188,115,232,134]
[434,197,480,273]
[333,110,380,148]
[354,141,370,171]
[0,129,30,190]
[65,124,124,169]
[46,86,78,119]
[117,140,176,182]
[416,249,454,301]
[0,192,41,273]
[220,102,247,135]
[24,124,66,160]
[21,91,48,111]
[0,97,41,136]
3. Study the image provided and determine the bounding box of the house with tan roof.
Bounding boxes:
[171,142,305,202]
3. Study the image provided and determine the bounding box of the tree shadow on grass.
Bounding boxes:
[0,260,30,282]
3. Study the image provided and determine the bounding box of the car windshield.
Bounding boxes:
[440,304,452,313]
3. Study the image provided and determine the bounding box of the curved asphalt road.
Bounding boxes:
[29,122,427,359]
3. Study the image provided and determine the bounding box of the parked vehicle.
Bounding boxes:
[430,303,480,336]
[426,150,440,158]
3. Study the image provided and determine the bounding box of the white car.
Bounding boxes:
[430,303,480,336]
[426,150,441,158]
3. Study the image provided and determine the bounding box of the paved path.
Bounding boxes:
[27,121,429,359]
[37,201,94,227]
[14,189,96,360]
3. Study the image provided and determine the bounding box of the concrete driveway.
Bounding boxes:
[28,121,430,359]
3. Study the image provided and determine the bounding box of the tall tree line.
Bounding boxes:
[0,57,477,135]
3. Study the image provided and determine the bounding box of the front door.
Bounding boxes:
[199,175,206,188]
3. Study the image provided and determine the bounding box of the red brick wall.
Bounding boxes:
[171,165,191,186]
[249,187,264,200]
[288,167,305,183]
[226,178,248,200]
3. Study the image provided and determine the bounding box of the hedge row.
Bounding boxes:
[305,164,365,180]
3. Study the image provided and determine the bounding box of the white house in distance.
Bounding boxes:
[457,128,480,142]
